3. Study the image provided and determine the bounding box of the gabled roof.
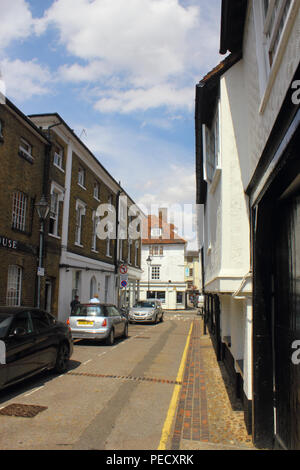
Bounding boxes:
[142,214,186,245]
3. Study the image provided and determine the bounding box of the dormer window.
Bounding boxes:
[151,228,162,238]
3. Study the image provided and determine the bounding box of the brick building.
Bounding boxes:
[0,99,51,309]
[29,113,142,321]
[0,100,142,318]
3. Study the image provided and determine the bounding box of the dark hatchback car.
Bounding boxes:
[0,307,73,391]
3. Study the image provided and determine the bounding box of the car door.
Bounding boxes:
[30,310,57,368]
[5,311,38,385]
[107,306,123,337]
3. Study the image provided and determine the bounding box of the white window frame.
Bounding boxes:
[49,182,64,238]
[19,138,33,161]
[93,182,100,201]
[128,239,132,264]
[106,237,112,258]
[75,200,86,246]
[12,191,27,232]
[53,143,64,171]
[78,166,86,189]
[202,102,221,192]
[91,210,99,252]
[254,0,296,110]
[119,238,124,262]
[151,266,160,280]
[263,0,293,70]
[135,241,139,266]
[6,265,22,306]
[151,228,162,238]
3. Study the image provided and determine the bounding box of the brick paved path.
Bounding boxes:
[170,319,255,450]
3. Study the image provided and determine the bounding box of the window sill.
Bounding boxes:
[91,249,99,254]
[106,254,112,258]
[78,183,87,191]
[93,196,100,202]
[18,151,33,164]
[53,163,65,173]
[75,242,84,248]
[48,233,61,240]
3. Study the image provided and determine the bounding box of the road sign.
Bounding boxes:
[37,267,45,277]
[120,264,128,274]
[120,273,128,288]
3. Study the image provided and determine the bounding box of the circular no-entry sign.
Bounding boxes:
[120,264,128,274]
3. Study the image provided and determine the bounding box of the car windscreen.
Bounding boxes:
[133,302,155,308]
[71,305,106,317]
[0,315,13,339]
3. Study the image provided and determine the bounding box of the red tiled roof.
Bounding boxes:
[142,214,186,245]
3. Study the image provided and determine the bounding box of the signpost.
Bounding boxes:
[119,264,128,289]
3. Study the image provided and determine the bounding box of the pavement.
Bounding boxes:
[166,313,256,451]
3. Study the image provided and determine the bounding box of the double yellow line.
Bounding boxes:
[157,322,193,450]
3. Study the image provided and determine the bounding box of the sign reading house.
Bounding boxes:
[0,235,18,250]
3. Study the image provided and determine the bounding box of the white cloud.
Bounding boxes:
[0,58,52,102]
[0,0,34,52]
[93,84,194,113]
[41,0,222,112]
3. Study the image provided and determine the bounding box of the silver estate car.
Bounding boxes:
[129,300,164,324]
[68,304,128,345]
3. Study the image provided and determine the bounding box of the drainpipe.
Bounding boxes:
[114,191,121,306]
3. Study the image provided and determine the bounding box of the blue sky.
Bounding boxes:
[0,0,222,247]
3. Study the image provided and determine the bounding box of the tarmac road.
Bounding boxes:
[0,310,196,450]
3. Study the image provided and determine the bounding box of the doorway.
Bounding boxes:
[272,193,300,449]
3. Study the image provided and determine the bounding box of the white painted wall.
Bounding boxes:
[140,243,186,310]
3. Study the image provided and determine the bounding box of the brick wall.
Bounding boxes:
[0,104,47,307]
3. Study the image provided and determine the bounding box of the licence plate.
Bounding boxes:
[77,320,94,326]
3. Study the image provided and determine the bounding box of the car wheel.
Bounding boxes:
[160,314,164,322]
[123,323,128,338]
[54,342,69,374]
[106,329,114,346]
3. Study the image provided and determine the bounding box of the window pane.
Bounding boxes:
[6,265,22,306]
[31,311,50,332]
[12,192,27,231]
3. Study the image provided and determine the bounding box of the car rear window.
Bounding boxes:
[72,305,106,317]
[0,315,13,339]
[133,302,155,308]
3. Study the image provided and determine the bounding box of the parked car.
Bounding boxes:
[0,307,73,392]
[129,300,164,324]
[68,303,128,345]
[197,295,205,308]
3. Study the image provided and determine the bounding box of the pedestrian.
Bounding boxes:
[70,295,80,313]
[89,293,100,303]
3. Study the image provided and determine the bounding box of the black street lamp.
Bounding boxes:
[146,255,152,299]
[35,195,49,309]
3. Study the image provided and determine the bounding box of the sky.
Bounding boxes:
[0,0,223,248]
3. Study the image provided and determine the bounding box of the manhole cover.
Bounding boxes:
[0,404,48,418]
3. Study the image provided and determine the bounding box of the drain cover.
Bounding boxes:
[0,404,48,418]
